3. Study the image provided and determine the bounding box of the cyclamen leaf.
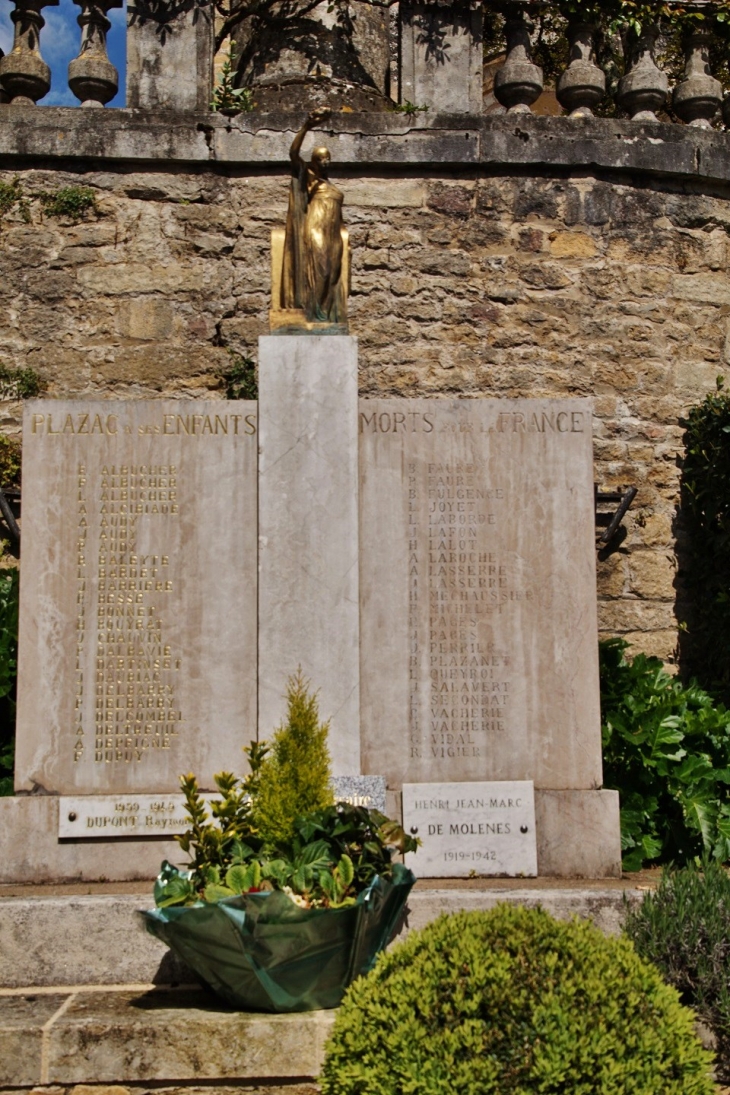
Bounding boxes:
[291,866,308,892]
[298,839,331,866]
[336,853,355,890]
[154,875,195,908]
[204,883,235,903]
[225,864,251,893]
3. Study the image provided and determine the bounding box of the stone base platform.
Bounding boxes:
[0,878,651,1090]
[0,985,335,1090]
[0,789,622,883]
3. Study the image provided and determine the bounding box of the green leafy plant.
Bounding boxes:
[320,905,714,1095]
[393,101,429,116]
[217,352,257,400]
[0,363,44,402]
[680,378,730,704]
[0,437,21,490]
[0,569,19,797]
[211,45,254,114]
[156,672,417,910]
[0,179,30,225]
[625,859,730,1080]
[600,637,730,871]
[40,186,97,221]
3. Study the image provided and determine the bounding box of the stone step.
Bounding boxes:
[0,879,647,990]
[0,984,335,1088]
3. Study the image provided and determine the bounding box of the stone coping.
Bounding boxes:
[1,109,730,186]
[0,884,647,990]
[0,869,660,898]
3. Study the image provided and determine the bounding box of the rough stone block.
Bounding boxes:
[399,4,483,113]
[535,790,622,878]
[549,232,598,258]
[116,299,174,341]
[45,992,335,1084]
[0,994,67,1086]
[671,273,730,305]
[126,11,213,113]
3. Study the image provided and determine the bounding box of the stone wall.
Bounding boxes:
[1,112,729,664]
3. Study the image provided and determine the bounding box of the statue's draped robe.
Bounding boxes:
[282,161,345,323]
[281,159,308,313]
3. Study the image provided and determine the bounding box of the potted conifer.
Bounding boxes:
[140,671,416,1012]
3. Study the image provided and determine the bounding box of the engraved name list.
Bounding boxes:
[359,398,602,792]
[15,400,258,796]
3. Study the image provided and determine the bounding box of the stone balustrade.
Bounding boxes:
[0,0,728,128]
[0,0,120,106]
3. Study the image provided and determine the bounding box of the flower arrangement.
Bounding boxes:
[141,672,417,1011]
[154,670,416,911]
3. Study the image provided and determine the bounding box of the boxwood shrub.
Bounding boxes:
[320,906,714,1095]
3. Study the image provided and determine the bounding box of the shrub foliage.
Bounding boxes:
[0,569,19,796]
[252,669,333,844]
[600,637,730,871]
[680,379,730,704]
[320,905,714,1095]
[625,859,730,1078]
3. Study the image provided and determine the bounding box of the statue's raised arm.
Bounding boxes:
[289,108,330,168]
[278,110,348,328]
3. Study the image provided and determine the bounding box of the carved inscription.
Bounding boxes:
[359,397,601,790]
[16,400,259,796]
[426,460,512,764]
[408,457,514,763]
[93,464,182,766]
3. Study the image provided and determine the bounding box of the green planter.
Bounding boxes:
[140,863,414,1012]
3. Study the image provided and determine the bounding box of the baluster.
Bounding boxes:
[68,0,122,107]
[494,5,543,114]
[556,19,605,117]
[0,51,9,104]
[617,22,668,121]
[723,94,730,130]
[0,0,59,105]
[673,27,722,128]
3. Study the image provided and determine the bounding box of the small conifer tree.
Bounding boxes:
[253,669,334,844]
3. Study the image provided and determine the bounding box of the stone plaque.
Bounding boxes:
[16,400,258,795]
[402,781,537,877]
[360,399,601,791]
[58,793,217,838]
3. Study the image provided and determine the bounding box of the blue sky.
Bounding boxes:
[0,0,126,106]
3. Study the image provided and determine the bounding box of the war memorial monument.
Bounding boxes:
[0,111,620,883]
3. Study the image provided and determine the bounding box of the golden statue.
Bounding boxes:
[271,109,349,331]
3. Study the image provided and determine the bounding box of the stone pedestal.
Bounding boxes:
[257,335,360,775]
[126,9,213,112]
[399,3,483,113]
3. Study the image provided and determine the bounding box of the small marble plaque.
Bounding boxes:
[58,793,216,838]
[332,775,386,812]
[402,781,537,877]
